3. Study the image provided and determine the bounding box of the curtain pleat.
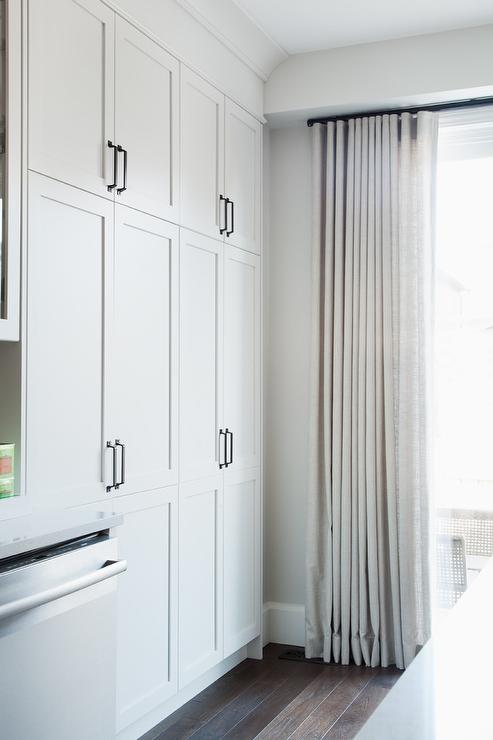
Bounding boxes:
[306,111,438,669]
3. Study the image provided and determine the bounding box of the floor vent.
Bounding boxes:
[278,649,325,664]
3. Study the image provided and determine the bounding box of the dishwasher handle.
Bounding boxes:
[0,558,127,621]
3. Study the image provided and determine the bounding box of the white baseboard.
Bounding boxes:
[263,601,305,647]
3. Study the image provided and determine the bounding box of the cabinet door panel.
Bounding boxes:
[179,477,223,688]
[28,0,115,198]
[115,17,179,221]
[180,67,224,240]
[224,247,261,472]
[111,206,179,495]
[223,468,261,657]
[224,100,261,255]
[26,174,112,507]
[180,230,223,481]
[113,488,178,733]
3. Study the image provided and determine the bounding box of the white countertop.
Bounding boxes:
[357,557,493,739]
[0,510,123,560]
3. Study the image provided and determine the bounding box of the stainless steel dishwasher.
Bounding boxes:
[0,513,126,740]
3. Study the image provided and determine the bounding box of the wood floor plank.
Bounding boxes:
[321,670,400,739]
[186,662,289,740]
[288,668,376,740]
[223,662,325,740]
[254,665,348,740]
[143,647,402,740]
[153,659,270,740]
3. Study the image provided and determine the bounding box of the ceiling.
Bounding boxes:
[233,0,493,54]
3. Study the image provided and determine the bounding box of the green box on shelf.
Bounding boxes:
[0,443,15,498]
[0,477,14,499]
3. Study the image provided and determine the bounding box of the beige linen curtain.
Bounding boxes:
[306,112,438,670]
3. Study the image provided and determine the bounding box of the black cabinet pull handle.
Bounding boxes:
[219,195,228,234]
[115,440,125,488]
[117,146,128,194]
[107,141,118,192]
[226,200,234,237]
[106,441,117,492]
[219,429,227,469]
[226,430,233,466]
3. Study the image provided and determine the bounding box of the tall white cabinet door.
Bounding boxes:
[223,247,261,472]
[223,467,261,657]
[179,476,223,688]
[113,488,178,733]
[224,100,261,255]
[180,229,224,481]
[115,17,179,221]
[180,67,225,240]
[28,0,115,198]
[26,174,113,507]
[110,206,179,495]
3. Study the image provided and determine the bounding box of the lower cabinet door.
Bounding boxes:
[223,467,261,657]
[112,488,178,733]
[179,475,223,688]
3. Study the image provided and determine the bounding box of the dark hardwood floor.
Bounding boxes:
[142,644,401,740]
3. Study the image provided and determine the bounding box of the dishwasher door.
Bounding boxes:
[0,532,126,740]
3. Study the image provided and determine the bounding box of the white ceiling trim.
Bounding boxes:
[175,0,287,80]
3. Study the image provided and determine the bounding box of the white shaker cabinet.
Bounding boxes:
[180,68,261,255]
[26,173,113,507]
[178,236,262,682]
[28,0,115,198]
[114,16,179,221]
[24,3,263,734]
[180,68,225,240]
[109,207,179,496]
[223,246,261,472]
[28,0,179,221]
[112,488,178,733]
[224,100,262,255]
[26,179,180,508]
[180,240,261,482]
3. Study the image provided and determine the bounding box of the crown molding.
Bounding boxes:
[175,0,287,81]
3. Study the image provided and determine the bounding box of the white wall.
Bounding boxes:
[111,0,264,118]
[265,125,312,620]
[265,23,493,124]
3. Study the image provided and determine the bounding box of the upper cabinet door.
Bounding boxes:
[223,247,261,472]
[114,17,179,221]
[224,100,261,255]
[180,67,225,240]
[26,174,113,508]
[109,206,179,496]
[28,0,115,198]
[180,229,224,482]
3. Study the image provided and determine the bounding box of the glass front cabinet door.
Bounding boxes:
[0,0,21,342]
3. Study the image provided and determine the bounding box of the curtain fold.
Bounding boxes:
[306,112,438,669]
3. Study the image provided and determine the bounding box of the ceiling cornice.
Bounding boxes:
[175,0,287,80]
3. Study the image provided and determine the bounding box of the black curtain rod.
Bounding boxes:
[306,95,493,126]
